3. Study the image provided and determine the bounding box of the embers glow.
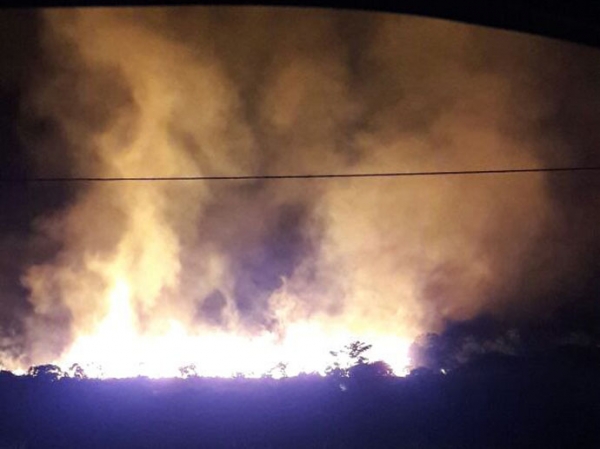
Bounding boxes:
[57,279,411,379]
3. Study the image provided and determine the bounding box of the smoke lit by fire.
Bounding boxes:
[0,7,599,377]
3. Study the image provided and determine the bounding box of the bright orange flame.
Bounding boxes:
[57,278,411,379]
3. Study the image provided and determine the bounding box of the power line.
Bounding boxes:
[1,166,600,183]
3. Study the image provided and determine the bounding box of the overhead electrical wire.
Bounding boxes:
[1,166,600,183]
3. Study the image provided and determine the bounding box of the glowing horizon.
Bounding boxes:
[40,278,412,379]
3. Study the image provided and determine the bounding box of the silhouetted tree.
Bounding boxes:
[273,362,288,378]
[326,341,374,378]
[179,364,198,378]
[347,341,373,365]
[409,333,456,372]
[348,360,394,379]
[325,350,347,378]
[0,369,15,381]
[262,362,289,379]
[27,364,65,381]
[68,363,88,379]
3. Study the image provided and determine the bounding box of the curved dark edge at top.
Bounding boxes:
[0,0,600,50]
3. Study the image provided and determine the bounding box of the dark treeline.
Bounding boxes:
[1,344,599,449]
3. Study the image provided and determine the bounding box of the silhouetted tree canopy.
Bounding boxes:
[27,364,65,381]
[409,333,458,372]
[326,340,375,378]
[0,349,596,449]
[348,360,394,379]
[178,364,198,378]
[68,363,88,379]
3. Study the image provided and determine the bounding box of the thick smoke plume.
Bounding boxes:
[0,7,599,372]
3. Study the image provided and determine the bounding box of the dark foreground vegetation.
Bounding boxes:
[1,347,599,449]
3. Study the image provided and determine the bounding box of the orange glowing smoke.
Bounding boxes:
[11,7,559,377]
